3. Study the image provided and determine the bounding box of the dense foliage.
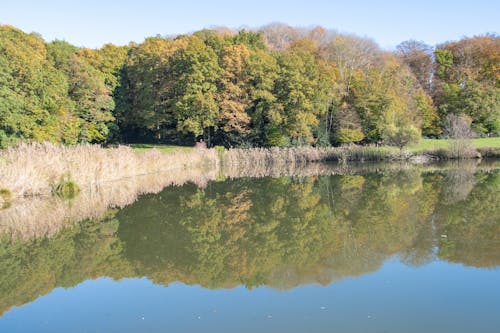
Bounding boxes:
[1,24,498,148]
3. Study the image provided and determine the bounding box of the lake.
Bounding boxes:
[0,161,499,333]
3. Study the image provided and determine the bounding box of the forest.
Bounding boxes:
[0,24,498,148]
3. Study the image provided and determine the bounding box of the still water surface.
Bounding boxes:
[0,162,499,332]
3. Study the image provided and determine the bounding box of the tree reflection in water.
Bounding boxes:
[0,162,499,315]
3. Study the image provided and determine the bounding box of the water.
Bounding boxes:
[0,162,499,332]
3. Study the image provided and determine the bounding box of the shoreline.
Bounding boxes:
[0,143,499,200]
[1,158,498,241]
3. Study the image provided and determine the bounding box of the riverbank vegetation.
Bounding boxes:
[1,24,498,149]
[1,140,499,199]
[0,142,217,197]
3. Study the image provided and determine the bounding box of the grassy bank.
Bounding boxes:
[410,138,500,152]
[129,143,194,153]
[406,138,500,159]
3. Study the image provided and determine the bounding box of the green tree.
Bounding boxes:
[383,123,421,153]
[171,36,222,145]
[245,48,281,146]
[433,35,500,135]
[215,44,252,146]
[114,37,182,142]
[0,25,72,146]
[65,55,115,142]
[274,39,335,145]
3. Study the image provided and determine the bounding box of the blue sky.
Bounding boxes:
[1,0,499,49]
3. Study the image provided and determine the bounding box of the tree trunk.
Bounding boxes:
[207,128,211,148]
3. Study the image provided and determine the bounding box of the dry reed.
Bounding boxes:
[221,145,398,168]
[0,160,397,240]
[1,143,484,200]
[0,142,218,197]
[0,167,218,240]
[2,151,497,241]
[2,143,497,241]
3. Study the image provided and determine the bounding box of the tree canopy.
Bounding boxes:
[1,24,498,148]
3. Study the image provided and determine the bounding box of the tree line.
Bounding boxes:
[0,24,498,148]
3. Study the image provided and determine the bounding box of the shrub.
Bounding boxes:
[478,147,500,158]
[449,140,479,159]
[383,124,421,153]
[52,179,80,199]
[442,114,479,159]
[214,145,226,157]
[0,188,11,209]
[0,188,11,197]
[337,128,365,144]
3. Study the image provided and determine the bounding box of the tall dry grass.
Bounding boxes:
[2,147,497,241]
[2,143,496,241]
[2,143,486,200]
[0,158,402,240]
[221,145,398,168]
[222,147,330,169]
[0,144,390,198]
[0,142,218,197]
[0,167,218,240]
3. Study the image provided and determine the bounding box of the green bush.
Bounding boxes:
[214,145,226,157]
[383,124,421,152]
[337,128,365,144]
[53,180,80,199]
[0,188,12,209]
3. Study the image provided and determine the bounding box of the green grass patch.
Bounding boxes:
[471,137,500,148]
[53,180,80,199]
[0,188,12,209]
[0,188,11,198]
[409,138,500,153]
[130,143,194,153]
